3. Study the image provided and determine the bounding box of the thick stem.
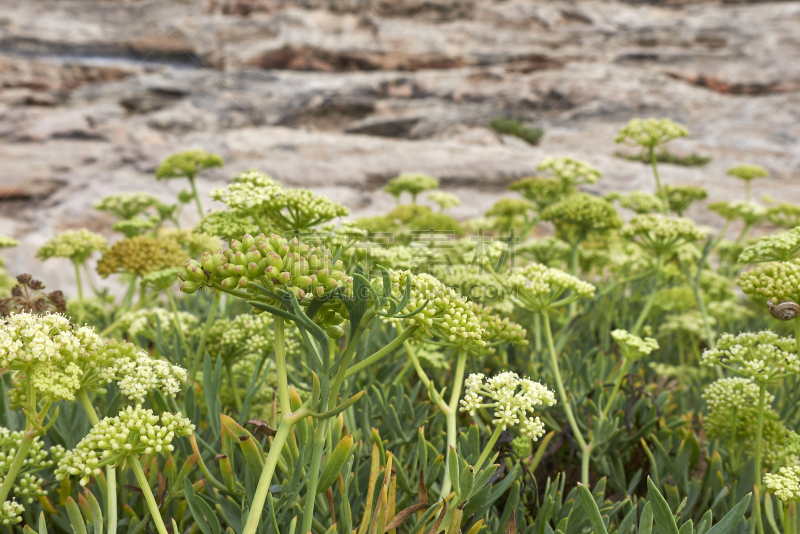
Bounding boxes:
[274,318,290,417]
[542,312,589,483]
[328,313,374,407]
[581,444,593,487]
[788,502,796,534]
[130,458,169,534]
[300,420,327,534]
[188,176,204,219]
[745,181,751,203]
[650,147,667,213]
[533,314,542,355]
[440,349,468,497]
[107,467,118,534]
[190,292,220,381]
[474,425,504,472]
[242,419,294,534]
[73,260,86,323]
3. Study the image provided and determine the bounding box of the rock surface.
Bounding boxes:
[1,0,800,292]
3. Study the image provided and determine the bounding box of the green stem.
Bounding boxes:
[745,181,751,203]
[300,419,327,534]
[650,147,667,213]
[631,256,663,335]
[328,312,374,407]
[533,314,542,355]
[601,360,631,420]
[569,243,580,316]
[242,418,295,534]
[107,466,117,534]
[754,383,767,489]
[344,325,419,379]
[0,387,37,506]
[542,312,589,483]
[581,444,593,487]
[226,360,243,412]
[188,176,204,219]
[440,348,468,498]
[729,407,739,475]
[190,292,220,381]
[73,260,85,323]
[274,318,290,417]
[165,290,192,357]
[795,319,800,357]
[474,425,503,472]
[788,502,796,534]
[251,212,270,236]
[130,458,169,534]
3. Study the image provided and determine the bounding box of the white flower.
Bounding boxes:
[460,372,556,440]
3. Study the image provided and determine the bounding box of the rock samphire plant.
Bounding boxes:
[1,126,793,534]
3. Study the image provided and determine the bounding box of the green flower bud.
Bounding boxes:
[326,325,345,339]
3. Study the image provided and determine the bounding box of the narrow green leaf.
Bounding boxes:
[647,477,679,534]
[705,494,751,534]
[578,483,608,534]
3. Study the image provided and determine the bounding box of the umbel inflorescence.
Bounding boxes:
[55,405,194,486]
[460,372,556,440]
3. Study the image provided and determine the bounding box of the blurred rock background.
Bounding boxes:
[1,0,799,290]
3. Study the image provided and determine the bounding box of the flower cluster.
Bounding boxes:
[55,405,194,486]
[119,308,199,339]
[540,193,622,244]
[0,427,60,505]
[702,377,786,455]
[97,235,186,278]
[383,173,439,203]
[0,274,66,317]
[615,118,689,148]
[155,149,223,181]
[427,191,461,211]
[103,351,187,401]
[36,230,107,264]
[196,209,260,241]
[737,261,800,303]
[537,156,601,187]
[611,329,659,361]
[210,170,283,214]
[607,191,664,214]
[517,237,570,267]
[0,236,19,249]
[767,203,800,229]
[0,312,106,402]
[267,188,350,231]
[708,201,767,225]
[472,302,528,347]
[659,311,717,338]
[207,313,276,362]
[0,501,23,526]
[701,331,800,383]
[621,214,706,256]
[378,270,486,348]
[727,164,769,182]
[508,263,596,311]
[141,267,185,291]
[703,377,771,413]
[95,193,161,220]
[180,233,352,304]
[664,185,708,216]
[765,466,800,502]
[460,372,556,440]
[508,177,570,211]
[739,228,800,264]
[112,217,156,237]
